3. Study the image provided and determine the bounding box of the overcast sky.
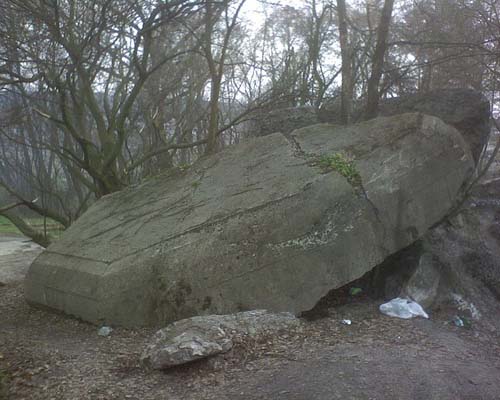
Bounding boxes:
[241,0,307,28]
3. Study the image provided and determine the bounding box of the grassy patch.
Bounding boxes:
[0,215,64,238]
[317,152,362,187]
[0,216,21,235]
[178,163,191,172]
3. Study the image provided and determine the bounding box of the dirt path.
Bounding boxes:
[1,238,500,400]
[0,236,42,284]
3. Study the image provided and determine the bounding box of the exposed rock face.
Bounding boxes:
[319,89,490,162]
[379,89,490,162]
[401,252,441,308]
[374,178,500,332]
[250,90,489,164]
[428,186,500,327]
[249,106,318,137]
[141,310,301,369]
[25,113,474,327]
[373,242,441,308]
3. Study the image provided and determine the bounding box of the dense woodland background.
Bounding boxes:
[0,0,499,245]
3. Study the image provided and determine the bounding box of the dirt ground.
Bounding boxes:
[1,240,500,400]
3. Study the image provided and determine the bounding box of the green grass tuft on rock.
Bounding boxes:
[317,152,362,187]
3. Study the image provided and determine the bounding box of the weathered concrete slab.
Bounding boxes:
[25,113,474,326]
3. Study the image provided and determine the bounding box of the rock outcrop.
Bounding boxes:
[319,89,490,162]
[250,89,490,164]
[373,176,500,332]
[25,113,474,327]
[249,106,318,137]
[141,310,302,369]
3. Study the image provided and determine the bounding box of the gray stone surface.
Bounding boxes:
[373,178,500,333]
[424,184,500,331]
[319,89,491,162]
[25,113,474,327]
[247,106,319,137]
[141,310,301,369]
[401,252,441,308]
[249,90,489,164]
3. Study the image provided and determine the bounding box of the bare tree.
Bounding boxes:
[364,0,395,119]
[203,0,246,155]
[336,0,353,123]
[0,0,207,244]
[0,0,203,197]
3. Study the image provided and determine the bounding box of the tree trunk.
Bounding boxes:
[206,76,221,155]
[364,0,395,120]
[337,0,353,124]
[203,0,220,156]
[1,211,52,248]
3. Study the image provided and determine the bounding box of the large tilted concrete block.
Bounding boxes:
[25,113,474,326]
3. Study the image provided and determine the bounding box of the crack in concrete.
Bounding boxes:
[229,187,264,197]
[206,258,283,289]
[107,191,308,264]
[85,193,193,240]
[42,250,111,265]
[282,131,386,245]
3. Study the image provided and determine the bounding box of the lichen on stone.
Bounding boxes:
[268,216,344,251]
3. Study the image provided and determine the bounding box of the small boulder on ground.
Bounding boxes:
[141,310,302,369]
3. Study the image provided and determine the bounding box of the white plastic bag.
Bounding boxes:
[379,297,429,319]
